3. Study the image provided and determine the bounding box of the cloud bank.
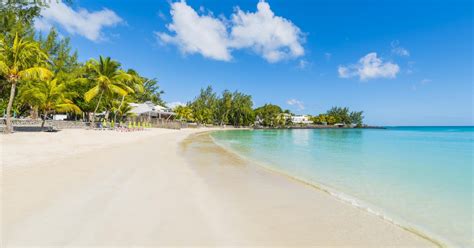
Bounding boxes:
[156,0,305,63]
[35,1,122,41]
[338,53,400,80]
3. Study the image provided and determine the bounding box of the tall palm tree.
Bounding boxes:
[0,33,53,133]
[18,77,82,128]
[83,56,133,127]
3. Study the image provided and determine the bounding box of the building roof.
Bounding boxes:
[129,101,175,116]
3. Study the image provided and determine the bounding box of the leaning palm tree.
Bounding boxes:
[82,56,133,127]
[0,33,53,133]
[18,77,82,128]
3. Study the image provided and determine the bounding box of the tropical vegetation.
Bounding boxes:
[0,1,165,133]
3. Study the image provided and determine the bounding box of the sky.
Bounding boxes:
[34,0,473,126]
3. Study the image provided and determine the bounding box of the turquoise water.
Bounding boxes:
[211,127,473,247]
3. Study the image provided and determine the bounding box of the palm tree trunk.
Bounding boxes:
[114,94,126,123]
[41,110,48,129]
[4,80,17,134]
[91,91,104,128]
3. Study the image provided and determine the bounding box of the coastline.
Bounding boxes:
[2,128,437,246]
[206,130,445,247]
[181,131,439,247]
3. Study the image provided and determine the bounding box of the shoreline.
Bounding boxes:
[2,128,438,246]
[205,130,445,247]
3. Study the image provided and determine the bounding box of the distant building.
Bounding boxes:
[291,115,312,124]
[53,114,68,121]
[129,101,175,120]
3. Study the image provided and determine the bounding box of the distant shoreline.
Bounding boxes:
[253,125,386,130]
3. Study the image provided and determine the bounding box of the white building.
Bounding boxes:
[129,101,175,119]
[291,115,313,124]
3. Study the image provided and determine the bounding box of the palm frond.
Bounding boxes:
[18,67,53,81]
[109,84,128,96]
[84,85,100,102]
[55,103,82,114]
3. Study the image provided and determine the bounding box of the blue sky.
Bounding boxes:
[35,0,472,125]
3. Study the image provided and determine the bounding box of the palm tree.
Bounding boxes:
[0,33,53,133]
[82,56,133,127]
[110,99,134,122]
[112,69,143,122]
[18,77,82,128]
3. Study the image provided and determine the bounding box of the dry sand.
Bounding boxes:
[1,128,437,247]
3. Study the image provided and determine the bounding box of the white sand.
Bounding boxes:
[1,128,437,247]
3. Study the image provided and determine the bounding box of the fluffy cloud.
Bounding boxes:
[156,1,231,61]
[34,1,122,41]
[338,53,400,80]
[157,0,305,63]
[287,99,305,110]
[229,1,304,62]
[391,40,410,57]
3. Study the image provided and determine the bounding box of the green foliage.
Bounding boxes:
[132,77,165,106]
[311,107,364,126]
[227,91,254,126]
[81,56,135,122]
[0,0,48,39]
[254,104,284,127]
[190,86,218,124]
[17,77,81,122]
[350,111,364,127]
[0,32,53,132]
[184,86,255,126]
[174,105,194,122]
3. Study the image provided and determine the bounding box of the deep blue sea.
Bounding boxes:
[211,127,473,247]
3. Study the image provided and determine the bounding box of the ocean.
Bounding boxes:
[211,127,473,247]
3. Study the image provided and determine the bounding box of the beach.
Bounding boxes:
[1,128,436,247]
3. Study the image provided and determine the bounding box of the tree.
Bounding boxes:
[0,33,53,133]
[350,111,364,127]
[111,69,143,122]
[174,105,194,122]
[215,90,232,125]
[39,27,79,75]
[326,106,351,124]
[228,91,254,126]
[0,0,48,39]
[190,86,217,124]
[254,104,283,127]
[82,56,134,126]
[133,77,165,106]
[17,77,81,128]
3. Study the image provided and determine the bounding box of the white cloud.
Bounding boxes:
[338,53,400,80]
[156,0,305,63]
[391,40,410,57]
[229,1,304,62]
[156,1,231,61]
[287,99,305,110]
[34,1,122,42]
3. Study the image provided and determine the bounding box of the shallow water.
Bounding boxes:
[211,127,473,247]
